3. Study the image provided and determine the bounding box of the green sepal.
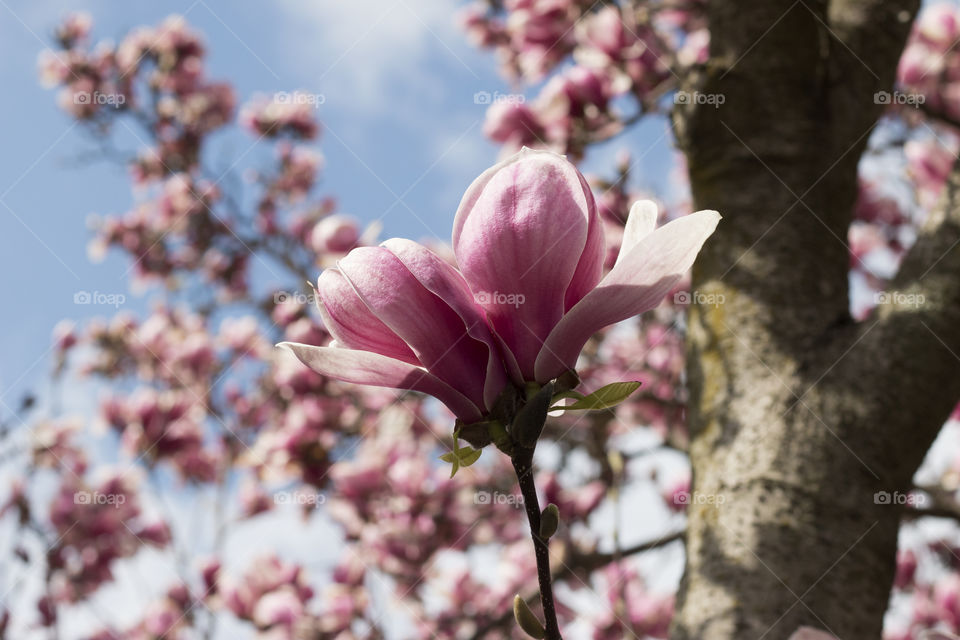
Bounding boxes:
[456,419,494,449]
[555,368,581,393]
[511,381,555,447]
[490,384,521,424]
[488,420,513,455]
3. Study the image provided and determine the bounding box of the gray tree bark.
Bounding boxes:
[668,0,960,637]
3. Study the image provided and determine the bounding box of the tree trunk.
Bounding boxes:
[665,1,960,637]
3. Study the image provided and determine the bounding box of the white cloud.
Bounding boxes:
[276,0,479,116]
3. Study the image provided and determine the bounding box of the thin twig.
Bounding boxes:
[511,444,562,639]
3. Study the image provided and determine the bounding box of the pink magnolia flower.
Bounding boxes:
[483,101,548,151]
[281,149,718,422]
[310,214,360,253]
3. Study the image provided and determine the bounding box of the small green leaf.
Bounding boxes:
[439,452,460,477]
[459,447,482,467]
[439,444,482,478]
[513,595,545,639]
[549,381,642,412]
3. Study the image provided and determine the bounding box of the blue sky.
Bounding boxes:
[0,0,676,414]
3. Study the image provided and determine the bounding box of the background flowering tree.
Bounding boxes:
[7,1,960,639]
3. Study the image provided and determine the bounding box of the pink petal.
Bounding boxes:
[615,200,659,268]
[453,148,599,379]
[564,169,605,310]
[535,210,720,382]
[314,268,419,365]
[380,238,511,407]
[277,343,483,422]
[338,246,493,410]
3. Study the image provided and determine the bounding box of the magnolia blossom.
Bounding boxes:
[282,148,718,422]
[483,101,549,151]
[309,214,360,253]
[283,149,720,421]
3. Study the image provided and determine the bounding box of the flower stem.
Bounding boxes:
[511,444,562,639]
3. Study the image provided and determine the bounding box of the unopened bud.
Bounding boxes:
[513,595,545,639]
[539,504,559,539]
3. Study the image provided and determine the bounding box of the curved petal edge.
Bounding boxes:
[534,210,720,382]
[277,342,483,422]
